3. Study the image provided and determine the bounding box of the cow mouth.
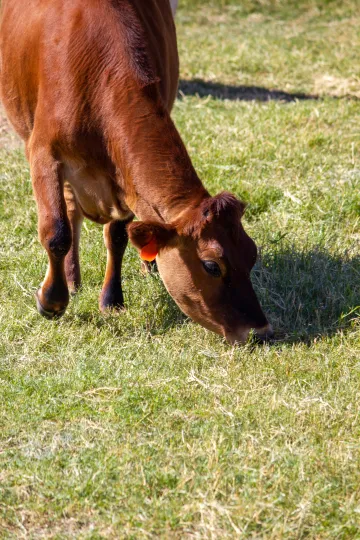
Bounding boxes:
[225,323,274,345]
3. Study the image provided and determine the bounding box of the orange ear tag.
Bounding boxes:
[140,238,158,262]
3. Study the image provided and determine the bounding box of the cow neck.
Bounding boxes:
[106,90,209,225]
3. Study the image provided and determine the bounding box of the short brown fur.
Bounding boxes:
[0,0,272,342]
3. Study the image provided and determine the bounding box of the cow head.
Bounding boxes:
[127,192,273,344]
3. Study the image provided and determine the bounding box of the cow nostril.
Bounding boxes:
[254,323,274,343]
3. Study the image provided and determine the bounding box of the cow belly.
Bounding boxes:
[63,163,133,224]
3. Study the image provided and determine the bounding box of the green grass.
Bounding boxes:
[1,1,360,537]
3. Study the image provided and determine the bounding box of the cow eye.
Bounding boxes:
[202,260,222,278]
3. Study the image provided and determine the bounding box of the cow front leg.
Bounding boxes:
[99,220,129,311]
[29,145,71,319]
[64,182,83,294]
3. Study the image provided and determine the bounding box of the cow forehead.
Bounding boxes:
[197,219,243,245]
[195,226,246,257]
[192,221,256,269]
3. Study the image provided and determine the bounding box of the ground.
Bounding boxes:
[0,0,359,538]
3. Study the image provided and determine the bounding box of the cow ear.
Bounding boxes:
[127,221,176,261]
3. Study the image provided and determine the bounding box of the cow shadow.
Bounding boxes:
[178,79,360,103]
[139,246,359,344]
[251,247,359,344]
[178,79,318,102]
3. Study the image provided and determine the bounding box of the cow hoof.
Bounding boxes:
[35,291,67,320]
[99,301,125,313]
[99,285,125,312]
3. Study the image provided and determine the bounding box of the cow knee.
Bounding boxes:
[42,219,72,258]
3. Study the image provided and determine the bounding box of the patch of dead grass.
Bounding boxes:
[314,74,360,99]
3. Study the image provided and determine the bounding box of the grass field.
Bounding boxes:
[1,0,360,537]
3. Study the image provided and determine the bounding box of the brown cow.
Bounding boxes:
[0,0,273,343]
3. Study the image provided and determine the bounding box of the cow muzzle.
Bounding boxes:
[225,323,274,345]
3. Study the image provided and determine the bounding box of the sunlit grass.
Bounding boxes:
[0,0,359,537]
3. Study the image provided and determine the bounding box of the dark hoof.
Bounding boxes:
[99,301,125,313]
[35,291,67,320]
[99,285,124,313]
